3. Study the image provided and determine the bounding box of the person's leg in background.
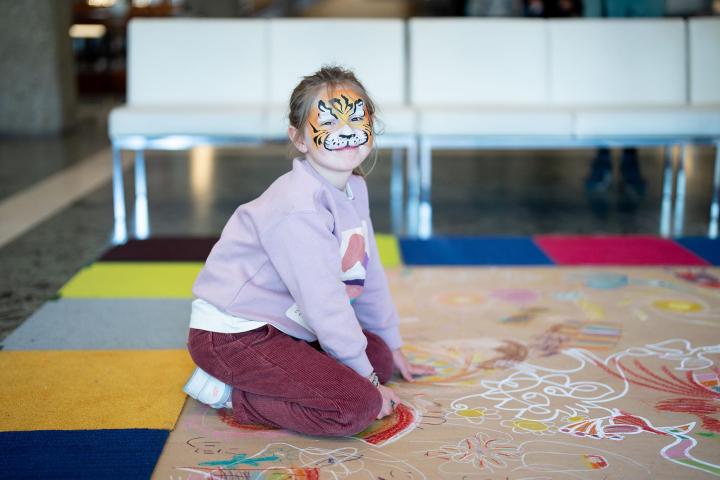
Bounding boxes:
[619,147,646,197]
[585,147,614,192]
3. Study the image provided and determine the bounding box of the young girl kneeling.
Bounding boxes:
[183,66,431,437]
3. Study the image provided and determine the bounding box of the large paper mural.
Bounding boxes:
[153,267,720,479]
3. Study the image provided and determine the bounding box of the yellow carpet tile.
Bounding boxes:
[0,349,194,431]
[375,233,401,267]
[60,263,201,298]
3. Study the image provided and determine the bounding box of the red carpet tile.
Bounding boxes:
[534,235,709,266]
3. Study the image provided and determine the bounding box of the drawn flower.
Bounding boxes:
[554,291,583,301]
[652,299,704,314]
[435,292,484,306]
[501,418,556,436]
[445,406,501,425]
[426,431,521,472]
[562,414,589,424]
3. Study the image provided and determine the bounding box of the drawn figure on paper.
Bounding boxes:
[675,270,720,289]
[404,339,527,386]
[576,339,720,433]
[425,431,521,474]
[530,320,622,357]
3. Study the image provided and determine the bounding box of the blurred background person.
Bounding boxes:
[582,0,666,197]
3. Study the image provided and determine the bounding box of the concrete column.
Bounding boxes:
[0,0,77,134]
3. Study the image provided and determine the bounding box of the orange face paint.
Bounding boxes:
[307,88,373,152]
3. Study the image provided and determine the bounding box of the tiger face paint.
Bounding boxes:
[307,88,373,153]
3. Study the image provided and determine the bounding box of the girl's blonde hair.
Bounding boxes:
[288,65,381,177]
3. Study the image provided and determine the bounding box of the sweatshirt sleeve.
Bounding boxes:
[351,217,403,351]
[260,211,374,377]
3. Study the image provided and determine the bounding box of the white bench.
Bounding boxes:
[110,17,720,243]
[109,18,414,243]
[409,17,720,238]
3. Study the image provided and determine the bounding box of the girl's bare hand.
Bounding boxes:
[392,348,437,382]
[376,384,401,419]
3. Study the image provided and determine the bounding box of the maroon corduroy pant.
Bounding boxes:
[187,325,393,436]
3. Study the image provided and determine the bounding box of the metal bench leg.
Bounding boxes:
[134,149,150,239]
[406,138,420,237]
[418,137,433,239]
[659,145,674,238]
[390,147,404,236]
[112,144,127,245]
[673,144,687,237]
[406,137,418,237]
[710,140,720,239]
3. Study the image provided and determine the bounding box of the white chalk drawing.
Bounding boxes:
[415,427,652,479]
[424,430,521,474]
[459,338,720,477]
[176,441,428,480]
[444,404,501,426]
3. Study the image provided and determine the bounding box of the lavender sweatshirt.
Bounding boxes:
[192,158,402,376]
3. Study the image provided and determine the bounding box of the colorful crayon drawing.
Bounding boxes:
[675,270,720,289]
[559,409,668,441]
[582,454,608,469]
[411,393,447,428]
[530,320,622,357]
[218,409,279,432]
[501,418,557,436]
[695,372,720,393]
[660,423,720,476]
[176,466,320,479]
[435,292,484,306]
[499,306,547,324]
[245,442,428,479]
[354,402,419,447]
[575,339,720,433]
[463,338,720,476]
[198,453,279,468]
[653,299,705,314]
[490,288,540,305]
[404,339,527,386]
[445,405,501,426]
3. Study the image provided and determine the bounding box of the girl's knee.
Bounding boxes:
[322,383,382,437]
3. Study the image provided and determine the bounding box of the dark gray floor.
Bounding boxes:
[0,98,717,342]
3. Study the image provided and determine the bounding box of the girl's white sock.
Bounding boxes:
[183,367,232,409]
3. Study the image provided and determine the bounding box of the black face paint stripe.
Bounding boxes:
[317,100,338,119]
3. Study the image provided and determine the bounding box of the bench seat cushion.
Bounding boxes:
[418,107,574,136]
[109,106,266,137]
[575,106,720,137]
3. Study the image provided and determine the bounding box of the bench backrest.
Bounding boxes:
[689,17,720,105]
[549,19,686,106]
[410,19,549,106]
[127,19,268,106]
[127,18,711,110]
[267,19,406,107]
[410,18,690,107]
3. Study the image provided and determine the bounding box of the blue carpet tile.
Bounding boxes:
[0,429,169,479]
[400,236,553,265]
[676,237,720,265]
